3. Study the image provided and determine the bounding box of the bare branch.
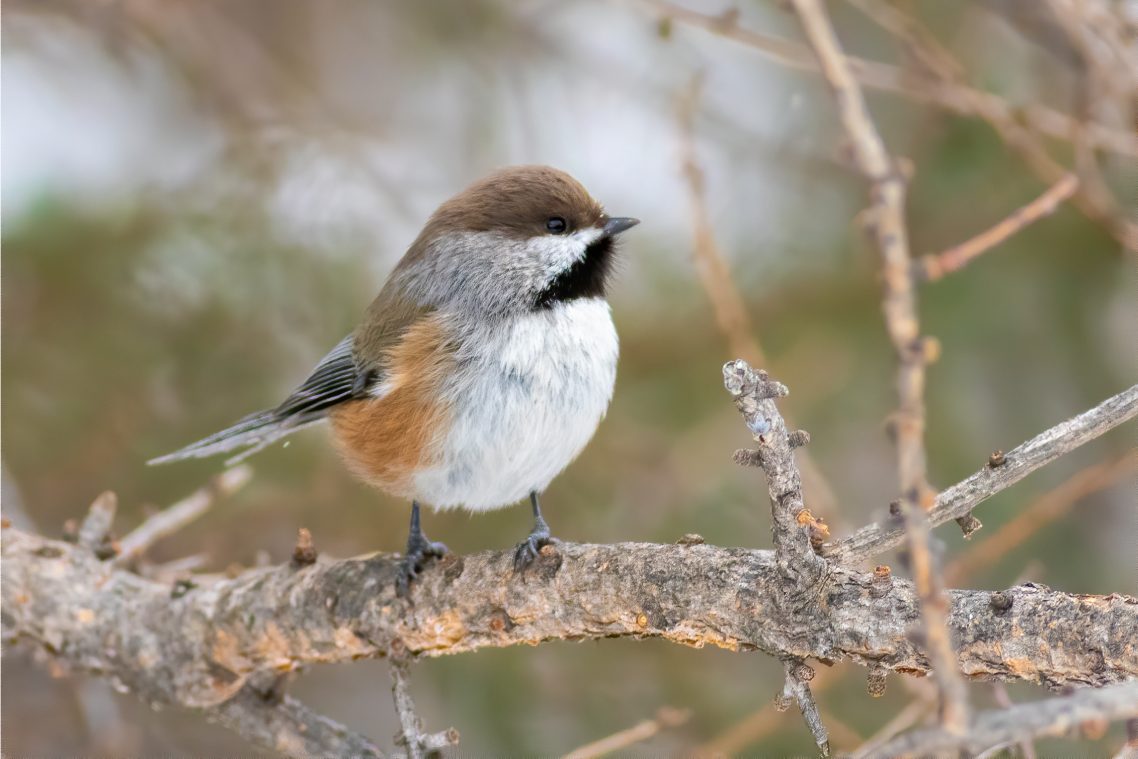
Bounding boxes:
[851,699,933,759]
[680,78,839,517]
[945,453,1137,585]
[677,75,765,368]
[5,525,1136,712]
[116,465,252,566]
[389,656,458,759]
[208,677,387,759]
[628,0,1138,157]
[780,659,830,758]
[848,0,1137,252]
[563,706,690,759]
[827,383,1138,563]
[790,0,968,735]
[724,360,825,587]
[870,679,1138,758]
[1115,718,1138,759]
[894,499,969,733]
[917,173,1081,282]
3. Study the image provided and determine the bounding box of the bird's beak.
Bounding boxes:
[602,217,640,237]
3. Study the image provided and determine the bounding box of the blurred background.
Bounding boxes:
[3,1,1136,756]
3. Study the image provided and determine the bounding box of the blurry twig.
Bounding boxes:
[850,699,932,759]
[629,0,1138,157]
[790,0,968,736]
[945,453,1137,585]
[827,383,1138,563]
[1116,719,1138,759]
[210,677,388,759]
[677,74,765,367]
[871,679,1138,758]
[563,706,690,759]
[678,74,839,517]
[917,173,1080,282]
[991,682,1039,759]
[848,0,1138,254]
[816,708,863,753]
[116,465,252,566]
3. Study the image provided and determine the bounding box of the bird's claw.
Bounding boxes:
[513,529,559,573]
[396,537,448,598]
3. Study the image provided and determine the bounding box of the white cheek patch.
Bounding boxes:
[525,226,604,278]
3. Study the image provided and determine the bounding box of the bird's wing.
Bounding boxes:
[149,294,435,466]
[147,334,368,465]
[274,335,369,417]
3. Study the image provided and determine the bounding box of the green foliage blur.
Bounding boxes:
[3,2,1134,756]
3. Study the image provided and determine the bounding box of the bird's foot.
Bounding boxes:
[396,531,448,598]
[513,521,560,573]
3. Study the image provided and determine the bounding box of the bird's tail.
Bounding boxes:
[147,409,323,467]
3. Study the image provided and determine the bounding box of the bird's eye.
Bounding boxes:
[546,217,568,234]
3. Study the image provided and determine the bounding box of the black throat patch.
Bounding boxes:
[533,237,615,309]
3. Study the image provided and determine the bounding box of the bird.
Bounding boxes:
[150,165,639,594]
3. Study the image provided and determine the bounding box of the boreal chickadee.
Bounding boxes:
[151,165,639,594]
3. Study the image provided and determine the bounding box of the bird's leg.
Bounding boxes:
[514,491,560,571]
[396,501,448,597]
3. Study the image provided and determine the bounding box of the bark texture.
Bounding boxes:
[4,525,1136,713]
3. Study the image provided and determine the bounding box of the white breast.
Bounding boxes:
[412,298,618,511]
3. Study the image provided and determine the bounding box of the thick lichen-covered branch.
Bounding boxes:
[4,524,1136,714]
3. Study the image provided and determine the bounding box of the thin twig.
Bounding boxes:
[627,0,1138,157]
[790,0,968,736]
[116,465,252,566]
[724,360,825,585]
[563,706,690,759]
[781,659,830,757]
[208,678,388,758]
[896,498,969,733]
[850,699,933,759]
[848,0,1137,253]
[991,682,1039,759]
[827,383,1138,563]
[871,679,1138,758]
[677,74,765,367]
[945,453,1137,585]
[1114,718,1138,759]
[917,173,1081,282]
[389,656,458,759]
[679,76,839,518]
[696,666,840,757]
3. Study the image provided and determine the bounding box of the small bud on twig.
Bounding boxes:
[788,429,811,448]
[867,668,887,697]
[291,528,317,568]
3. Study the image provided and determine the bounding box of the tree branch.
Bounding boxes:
[864,679,1138,758]
[826,383,1138,563]
[208,677,387,759]
[790,0,968,735]
[116,465,252,566]
[4,524,1136,712]
[917,173,1080,282]
[629,0,1138,157]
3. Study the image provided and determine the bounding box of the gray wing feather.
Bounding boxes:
[148,335,371,466]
